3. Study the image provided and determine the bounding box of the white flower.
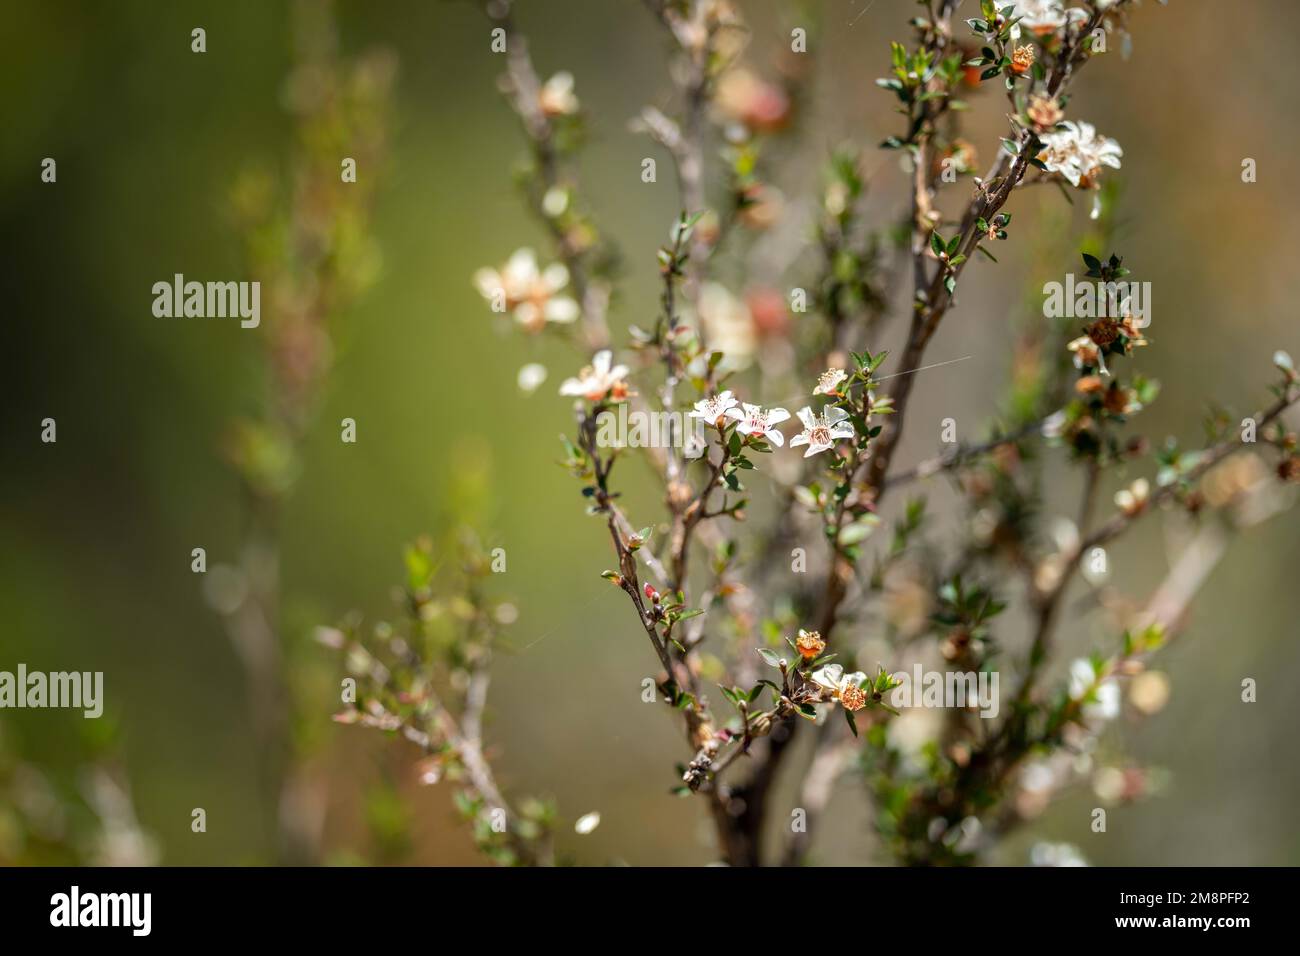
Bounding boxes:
[1010,0,1088,37]
[517,363,548,394]
[811,663,869,712]
[697,282,756,369]
[689,391,740,427]
[1037,121,1122,189]
[1114,477,1150,517]
[1066,334,1104,372]
[473,248,580,331]
[559,350,630,401]
[1068,658,1120,722]
[724,402,790,446]
[1030,841,1089,867]
[539,71,579,117]
[813,368,848,396]
[1040,409,1066,440]
[789,405,855,458]
[573,811,601,835]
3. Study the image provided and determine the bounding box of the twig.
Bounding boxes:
[483,0,610,349]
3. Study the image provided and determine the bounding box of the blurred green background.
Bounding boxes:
[2,0,1298,865]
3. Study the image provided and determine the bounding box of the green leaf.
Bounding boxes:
[839,519,879,546]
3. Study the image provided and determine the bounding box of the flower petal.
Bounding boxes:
[545,297,580,322]
[812,664,843,690]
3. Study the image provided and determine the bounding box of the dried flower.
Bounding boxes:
[1086,318,1121,348]
[839,683,868,712]
[1011,45,1036,75]
[794,629,825,660]
[1027,95,1063,130]
[1075,375,1105,395]
[1101,381,1135,415]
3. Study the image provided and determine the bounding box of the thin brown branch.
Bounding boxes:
[483,0,610,348]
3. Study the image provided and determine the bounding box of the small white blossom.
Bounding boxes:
[1068,658,1121,722]
[1037,121,1123,189]
[1040,410,1066,440]
[697,283,756,369]
[539,71,579,117]
[517,363,548,393]
[474,248,580,331]
[813,368,848,396]
[1010,0,1088,37]
[1030,841,1089,867]
[789,405,855,458]
[559,350,630,402]
[689,391,740,427]
[573,811,601,835]
[1114,477,1150,517]
[724,402,790,446]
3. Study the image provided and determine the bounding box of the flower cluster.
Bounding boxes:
[557,357,869,461]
